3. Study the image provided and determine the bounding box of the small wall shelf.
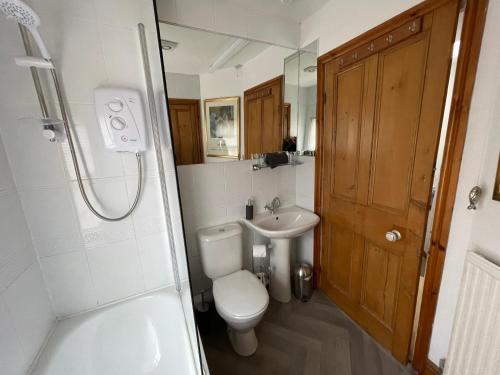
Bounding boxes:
[252,160,303,171]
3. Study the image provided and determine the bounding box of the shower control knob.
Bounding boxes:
[107,100,123,112]
[110,116,127,130]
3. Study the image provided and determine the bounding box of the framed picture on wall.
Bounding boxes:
[493,152,500,201]
[204,97,240,159]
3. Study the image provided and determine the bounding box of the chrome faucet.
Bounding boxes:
[265,197,281,215]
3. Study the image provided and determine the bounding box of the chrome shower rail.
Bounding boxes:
[137,23,181,292]
[18,25,48,118]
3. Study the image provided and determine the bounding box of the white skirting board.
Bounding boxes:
[444,252,500,375]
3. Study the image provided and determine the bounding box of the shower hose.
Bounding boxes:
[50,68,143,222]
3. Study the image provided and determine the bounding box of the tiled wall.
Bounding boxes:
[0,0,177,319]
[295,156,316,265]
[0,133,55,374]
[177,160,296,292]
[176,158,318,294]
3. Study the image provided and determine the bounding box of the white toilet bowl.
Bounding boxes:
[198,223,269,356]
[213,270,269,356]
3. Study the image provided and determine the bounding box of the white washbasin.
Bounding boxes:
[242,206,320,239]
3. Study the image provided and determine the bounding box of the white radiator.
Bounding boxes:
[444,252,500,375]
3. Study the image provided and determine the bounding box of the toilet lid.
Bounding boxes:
[213,270,269,318]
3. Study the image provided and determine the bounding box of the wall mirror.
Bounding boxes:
[160,22,318,165]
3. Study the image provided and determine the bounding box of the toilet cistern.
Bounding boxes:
[264,197,281,215]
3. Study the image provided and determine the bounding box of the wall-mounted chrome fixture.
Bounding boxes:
[467,186,482,210]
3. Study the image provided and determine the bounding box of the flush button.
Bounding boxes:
[107,100,123,112]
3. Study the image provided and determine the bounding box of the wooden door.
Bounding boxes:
[244,75,284,158]
[318,1,458,363]
[282,102,291,140]
[168,98,203,165]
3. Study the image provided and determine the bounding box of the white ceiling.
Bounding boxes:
[228,0,329,22]
[160,23,292,75]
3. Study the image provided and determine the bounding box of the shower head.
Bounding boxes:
[0,0,51,60]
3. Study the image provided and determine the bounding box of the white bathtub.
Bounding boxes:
[31,288,200,375]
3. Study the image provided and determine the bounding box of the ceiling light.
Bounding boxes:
[161,39,178,51]
[303,65,317,73]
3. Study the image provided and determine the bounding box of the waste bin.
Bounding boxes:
[293,263,313,302]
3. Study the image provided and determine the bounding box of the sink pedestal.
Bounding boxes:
[269,238,292,303]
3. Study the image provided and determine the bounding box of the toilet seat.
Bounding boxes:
[213,270,269,319]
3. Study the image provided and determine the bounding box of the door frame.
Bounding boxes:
[313,0,488,372]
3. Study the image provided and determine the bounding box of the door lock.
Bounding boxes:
[385,230,402,242]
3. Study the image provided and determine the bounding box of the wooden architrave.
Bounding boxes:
[412,0,489,372]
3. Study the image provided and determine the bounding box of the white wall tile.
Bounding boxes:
[225,160,252,205]
[2,264,54,363]
[0,244,36,293]
[19,187,83,257]
[296,156,315,210]
[42,17,108,104]
[0,102,67,189]
[93,0,142,29]
[277,165,296,207]
[31,0,97,22]
[99,25,144,89]
[0,190,32,258]
[0,138,14,193]
[136,232,174,290]
[126,176,166,236]
[86,239,145,304]
[0,296,30,375]
[40,251,97,316]
[69,178,134,248]
[251,167,278,213]
[60,104,125,181]
[192,163,226,207]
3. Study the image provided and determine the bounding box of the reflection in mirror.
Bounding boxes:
[159,23,299,164]
[298,40,318,153]
[283,40,318,154]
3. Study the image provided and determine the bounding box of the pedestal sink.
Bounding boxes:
[241,206,320,303]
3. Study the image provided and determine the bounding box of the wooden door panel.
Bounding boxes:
[261,95,276,153]
[360,240,401,328]
[177,108,196,162]
[244,75,284,158]
[168,99,203,165]
[332,65,364,201]
[369,36,429,213]
[326,223,355,295]
[246,98,261,156]
[319,0,459,364]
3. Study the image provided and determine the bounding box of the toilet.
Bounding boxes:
[198,222,269,356]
